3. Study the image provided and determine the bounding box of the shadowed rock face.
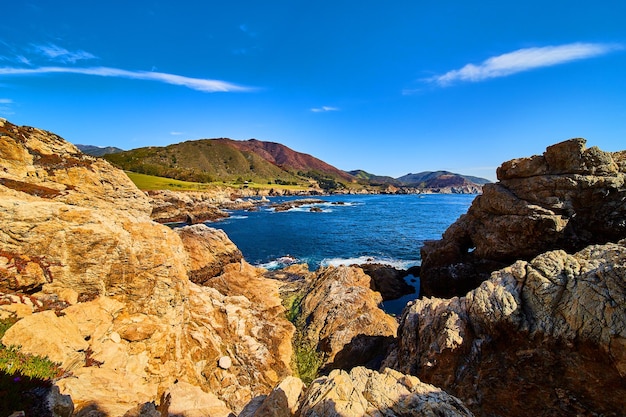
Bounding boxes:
[392,239,626,416]
[299,266,398,371]
[420,138,626,298]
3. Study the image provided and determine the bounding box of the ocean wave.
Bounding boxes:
[320,256,420,270]
[256,255,303,270]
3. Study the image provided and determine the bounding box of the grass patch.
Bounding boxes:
[125,171,314,192]
[282,291,323,384]
[124,171,215,191]
[0,317,67,416]
[0,318,64,380]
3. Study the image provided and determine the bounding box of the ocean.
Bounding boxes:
[208,194,476,313]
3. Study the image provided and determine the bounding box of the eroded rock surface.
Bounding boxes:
[392,241,626,416]
[147,189,232,224]
[298,367,474,417]
[420,138,626,298]
[299,266,398,371]
[0,119,293,416]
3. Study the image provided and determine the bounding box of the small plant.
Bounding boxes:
[0,318,65,380]
[281,291,323,384]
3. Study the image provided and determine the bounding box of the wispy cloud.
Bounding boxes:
[0,66,256,93]
[311,106,340,113]
[427,42,622,86]
[32,43,97,63]
[170,131,184,136]
[0,98,14,115]
[0,98,12,104]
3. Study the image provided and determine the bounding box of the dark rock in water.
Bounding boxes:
[359,263,415,301]
[309,207,323,212]
[420,138,626,298]
[271,199,326,212]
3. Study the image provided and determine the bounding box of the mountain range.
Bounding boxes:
[81,138,490,191]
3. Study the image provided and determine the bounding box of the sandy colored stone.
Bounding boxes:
[175,224,243,285]
[299,266,398,371]
[247,376,304,417]
[298,367,473,417]
[1,310,88,371]
[165,381,234,417]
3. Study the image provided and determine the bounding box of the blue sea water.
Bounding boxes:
[210,194,475,270]
[206,194,475,314]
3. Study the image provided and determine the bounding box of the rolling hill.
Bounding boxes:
[102,138,352,189]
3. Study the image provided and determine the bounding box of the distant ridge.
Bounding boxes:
[98,136,489,193]
[396,170,491,187]
[349,169,490,190]
[76,144,124,157]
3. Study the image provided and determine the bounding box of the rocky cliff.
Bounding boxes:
[420,138,626,298]
[0,119,294,415]
[1,119,472,417]
[391,138,626,416]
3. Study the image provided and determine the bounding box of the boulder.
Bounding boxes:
[298,367,473,417]
[175,224,243,285]
[360,263,415,301]
[146,189,230,224]
[298,266,398,371]
[392,241,626,416]
[420,138,626,298]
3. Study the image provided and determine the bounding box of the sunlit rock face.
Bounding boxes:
[0,119,293,416]
[420,138,626,298]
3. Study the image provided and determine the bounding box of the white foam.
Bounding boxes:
[320,256,420,270]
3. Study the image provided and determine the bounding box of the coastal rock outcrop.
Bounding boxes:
[360,263,415,301]
[0,119,293,415]
[147,189,231,223]
[298,367,473,417]
[175,224,243,285]
[420,138,626,298]
[392,238,626,416]
[298,266,398,371]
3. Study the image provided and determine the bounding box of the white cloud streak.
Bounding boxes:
[311,106,340,113]
[33,43,98,63]
[0,66,256,93]
[0,98,12,104]
[428,42,622,86]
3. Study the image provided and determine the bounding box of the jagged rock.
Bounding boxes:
[164,381,234,417]
[242,376,305,417]
[146,190,230,224]
[298,367,473,417]
[392,241,626,416]
[175,224,243,285]
[0,120,294,416]
[299,266,398,371]
[360,263,415,301]
[420,138,626,298]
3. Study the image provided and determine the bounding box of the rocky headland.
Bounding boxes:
[1,118,624,417]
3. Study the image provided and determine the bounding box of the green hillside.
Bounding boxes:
[104,139,305,185]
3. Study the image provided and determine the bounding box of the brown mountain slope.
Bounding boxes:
[216,138,355,182]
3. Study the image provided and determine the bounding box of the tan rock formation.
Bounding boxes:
[392,241,626,416]
[298,367,474,417]
[146,189,231,223]
[0,119,293,416]
[299,266,398,371]
[420,138,626,298]
[175,224,243,285]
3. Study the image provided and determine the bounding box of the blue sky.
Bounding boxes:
[1,1,625,181]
